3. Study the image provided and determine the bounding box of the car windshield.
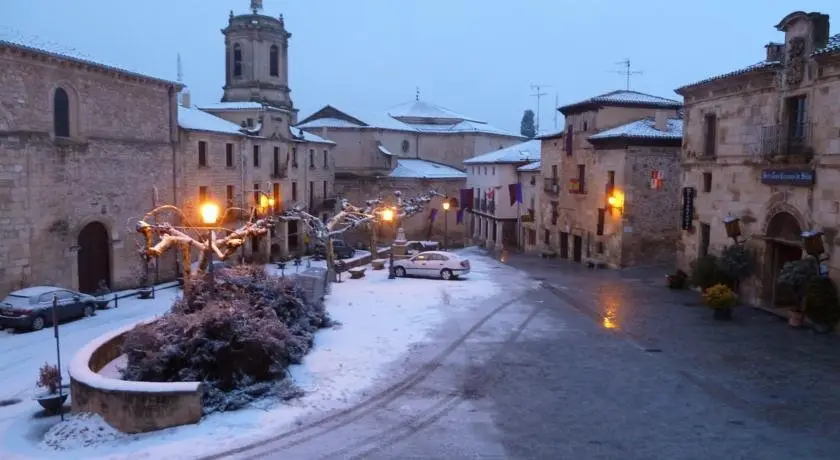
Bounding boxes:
[1,295,31,308]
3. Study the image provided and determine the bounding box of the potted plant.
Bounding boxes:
[691,254,730,291]
[717,244,752,291]
[777,259,817,328]
[666,269,688,289]
[34,363,68,414]
[702,283,738,320]
[805,276,840,333]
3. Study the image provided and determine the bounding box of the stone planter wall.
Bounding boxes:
[69,319,203,434]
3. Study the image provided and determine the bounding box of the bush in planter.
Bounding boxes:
[718,244,752,283]
[777,259,818,305]
[36,363,60,395]
[702,283,738,310]
[691,255,730,290]
[805,276,840,327]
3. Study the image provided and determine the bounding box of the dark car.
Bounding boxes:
[314,239,356,260]
[0,286,98,332]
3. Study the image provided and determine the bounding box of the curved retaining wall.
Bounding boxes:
[69,319,203,434]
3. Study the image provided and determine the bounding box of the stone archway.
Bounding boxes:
[762,211,804,306]
[77,222,111,294]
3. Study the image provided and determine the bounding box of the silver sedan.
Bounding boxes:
[392,251,471,280]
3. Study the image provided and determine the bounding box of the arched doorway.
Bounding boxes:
[763,211,803,306]
[77,222,111,294]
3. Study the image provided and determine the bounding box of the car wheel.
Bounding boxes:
[441,269,454,280]
[394,266,406,277]
[83,304,95,317]
[31,316,45,331]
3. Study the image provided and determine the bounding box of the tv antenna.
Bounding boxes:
[530,84,551,133]
[553,92,559,130]
[610,58,643,90]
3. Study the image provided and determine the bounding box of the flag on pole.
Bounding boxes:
[456,209,464,224]
[508,183,523,206]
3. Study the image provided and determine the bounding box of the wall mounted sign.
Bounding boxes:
[760,168,815,187]
[681,187,695,230]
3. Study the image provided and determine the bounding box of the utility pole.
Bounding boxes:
[609,58,643,90]
[530,84,550,133]
[553,92,559,130]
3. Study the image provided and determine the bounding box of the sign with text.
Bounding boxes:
[681,187,695,230]
[760,168,816,187]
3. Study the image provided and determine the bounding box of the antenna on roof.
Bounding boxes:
[530,84,551,133]
[250,0,263,14]
[415,87,420,101]
[609,58,643,90]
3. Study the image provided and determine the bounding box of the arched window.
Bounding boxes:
[269,45,279,77]
[53,88,70,138]
[233,44,242,77]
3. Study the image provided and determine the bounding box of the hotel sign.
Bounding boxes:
[760,168,815,187]
[681,187,695,230]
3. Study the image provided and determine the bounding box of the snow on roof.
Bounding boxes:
[676,60,782,91]
[0,25,179,86]
[291,126,335,145]
[463,139,541,165]
[588,118,683,142]
[178,105,245,136]
[197,102,264,111]
[378,144,395,156]
[517,161,541,172]
[559,90,682,114]
[389,159,466,179]
[536,129,564,139]
[387,100,484,123]
[814,33,840,56]
[296,117,365,129]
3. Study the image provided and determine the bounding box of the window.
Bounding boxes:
[702,172,712,193]
[226,185,235,207]
[543,229,550,245]
[492,166,495,175]
[596,208,605,236]
[786,95,808,151]
[596,241,604,254]
[699,223,711,257]
[565,129,573,156]
[253,183,260,205]
[577,164,586,194]
[273,146,280,172]
[253,145,260,167]
[583,121,588,131]
[323,150,328,169]
[292,182,298,201]
[606,170,615,195]
[309,149,315,168]
[233,44,242,77]
[198,141,207,167]
[703,114,717,157]
[323,180,328,199]
[292,147,298,167]
[551,164,558,178]
[309,181,314,206]
[53,88,70,138]
[269,45,279,77]
[272,183,281,212]
[198,186,208,203]
[226,143,234,167]
[401,139,410,153]
[246,118,254,128]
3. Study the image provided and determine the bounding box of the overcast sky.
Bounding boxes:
[3,1,838,133]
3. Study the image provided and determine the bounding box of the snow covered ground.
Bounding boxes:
[0,248,532,459]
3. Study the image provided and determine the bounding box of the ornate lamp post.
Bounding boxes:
[723,215,743,246]
[382,207,396,279]
[200,202,221,289]
[802,230,828,277]
[442,199,450,250]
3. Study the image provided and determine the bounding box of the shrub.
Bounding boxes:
[702,283,737,309]
[37,363,60,394]
[691,255,730,290]
[777,259,817,301]
[120,264,333,412]
[718,245,752,281]
[805,276,840,326]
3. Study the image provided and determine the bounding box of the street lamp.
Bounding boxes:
[382,207,396,279]
[442,199,450,250]
[200,202,220,289]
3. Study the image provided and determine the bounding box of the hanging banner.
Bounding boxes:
[681,187,695,230]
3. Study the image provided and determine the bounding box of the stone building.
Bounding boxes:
[297,100,524,242]
[675,11,840,307]
[0,30,182,295]
[517,160,542,253]
[538,90,683,267]
[464,140,541,251]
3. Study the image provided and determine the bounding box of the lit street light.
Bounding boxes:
[201,202,220,289]
[382,207,397,279]
[442,199,450,250]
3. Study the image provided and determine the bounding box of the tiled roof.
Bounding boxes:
[588,118,683,142]
[676,60,782,91]
[197,102,264,111]
[463,139,541,165]
[559,90,682,114]
[517,161,541,172]
[814,33,840,56]
[0,25,180,86]
[178,106,244,135]
[387,100,484,123]
[291,127,334,145]
[389,159,466,179]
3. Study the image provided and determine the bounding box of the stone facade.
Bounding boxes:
[518,167,541,253]
[675,11,840,307]
[538,92,683,267]
[0,41,182,296]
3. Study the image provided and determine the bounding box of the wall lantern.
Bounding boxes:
[801,230,826,258]
[723,215,741,241]
[200,202,220,226]
[606,190,624,214]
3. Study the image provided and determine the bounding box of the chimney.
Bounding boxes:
[765,42,785,62]
[181,90,191,108]
[654,110,667,132]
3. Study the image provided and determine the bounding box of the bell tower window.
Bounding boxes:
[269,45,279,77]
[233,44,242,78]
[53,87,70,138]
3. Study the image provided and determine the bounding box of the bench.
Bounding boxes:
[371,259,387,270]
[541,251,558,259]
[348,267,366,279]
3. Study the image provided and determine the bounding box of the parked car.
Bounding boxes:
[0,286,98,332]
[405,240,440,255]
[392,251,470,280]
[314,239,356,260]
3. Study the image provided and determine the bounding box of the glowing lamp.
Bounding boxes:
[200,202,220,225]
[606,190,624,212]
[259,194,269,209]
[442,201,450,211]
[381,208,394,222]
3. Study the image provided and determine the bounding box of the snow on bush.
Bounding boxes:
[119,265,332,412]
[41,413,127,450]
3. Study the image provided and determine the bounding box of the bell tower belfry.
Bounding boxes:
[221,1,294,112]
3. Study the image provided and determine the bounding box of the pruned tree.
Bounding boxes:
[520,109,536,138]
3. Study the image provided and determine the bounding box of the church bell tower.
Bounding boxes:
[221,0,294,111]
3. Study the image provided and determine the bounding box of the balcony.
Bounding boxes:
[271,164,288,179]
[759,122,814,162]
[543,177,560,194]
